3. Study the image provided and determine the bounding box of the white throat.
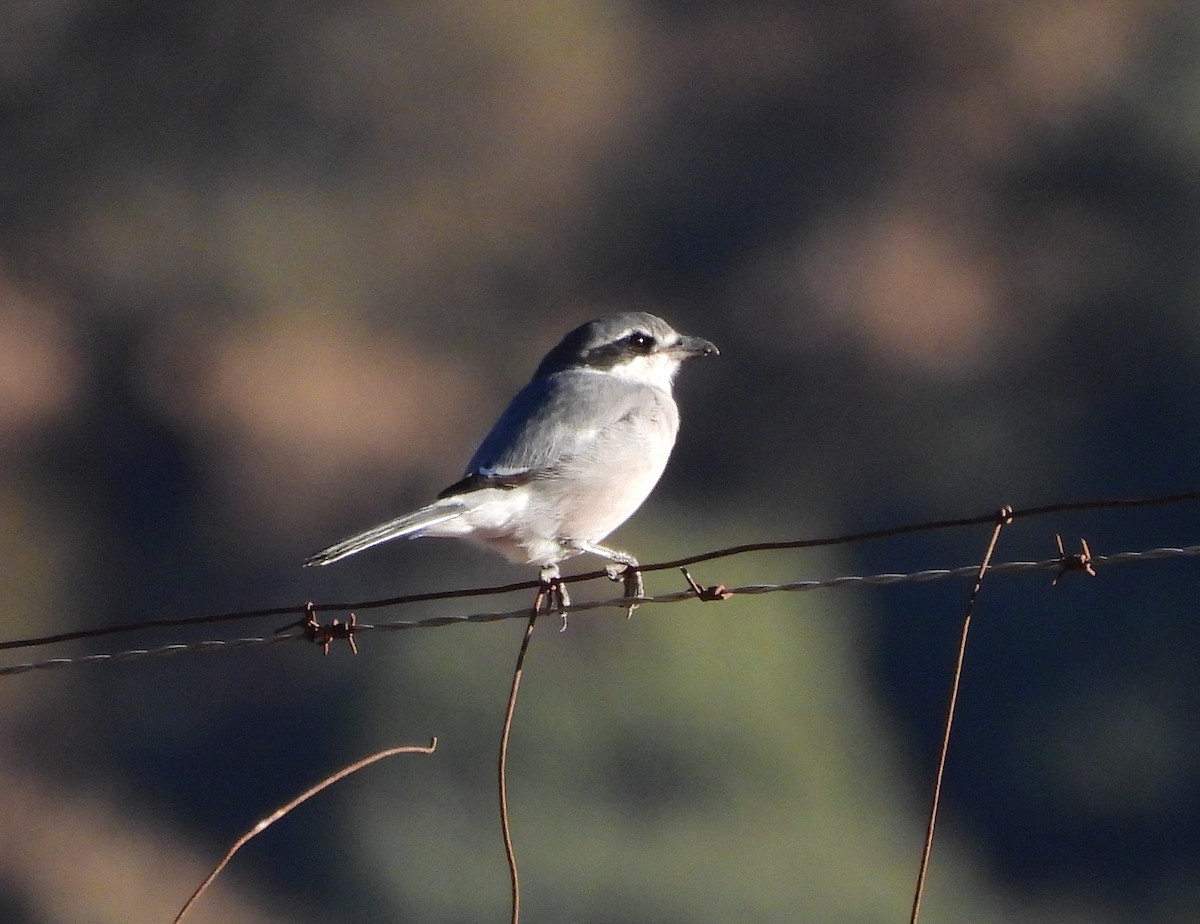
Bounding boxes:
[600,352,681,393]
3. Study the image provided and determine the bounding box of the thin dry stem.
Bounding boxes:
[499,599,541,924]
[909,508,1011,924]
[174,739,437,923]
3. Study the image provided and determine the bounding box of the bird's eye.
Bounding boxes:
[624,331,656,353]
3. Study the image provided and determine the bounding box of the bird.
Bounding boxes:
[304,312,718,614]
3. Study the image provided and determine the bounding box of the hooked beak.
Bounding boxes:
[673,334,720,358]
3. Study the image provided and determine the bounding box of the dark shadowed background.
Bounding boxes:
[2,2,1199,921]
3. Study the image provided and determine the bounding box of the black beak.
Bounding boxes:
[675,334,719,358]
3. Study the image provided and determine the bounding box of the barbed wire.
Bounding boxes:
[4,487,1199,655]
[2,542,1196,678]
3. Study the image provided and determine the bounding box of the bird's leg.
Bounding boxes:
[538,563,571,630]
[607,560,643,614]
[573,542,643,618]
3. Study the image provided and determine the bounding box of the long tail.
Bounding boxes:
[304,502,464,566]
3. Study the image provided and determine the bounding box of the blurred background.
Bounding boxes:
[2,1,1199,920]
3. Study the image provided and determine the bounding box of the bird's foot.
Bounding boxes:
[606,562,643,618]
[538,565,571,630]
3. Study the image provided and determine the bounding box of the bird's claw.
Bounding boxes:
[538,567,572,629]
[606,563,643,618]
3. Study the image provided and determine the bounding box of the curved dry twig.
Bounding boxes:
[174,739,438,923]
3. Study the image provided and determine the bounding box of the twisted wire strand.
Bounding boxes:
[2,544,1196,677]
[8,488,1199,654]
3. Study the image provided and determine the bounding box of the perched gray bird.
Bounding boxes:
[305,312,718,612]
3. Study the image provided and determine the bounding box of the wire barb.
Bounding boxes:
[680,567,733,601]
[1053,534,1097,585]
[281,603,360,654]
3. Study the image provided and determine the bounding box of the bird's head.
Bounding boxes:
[535,312,718,392]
